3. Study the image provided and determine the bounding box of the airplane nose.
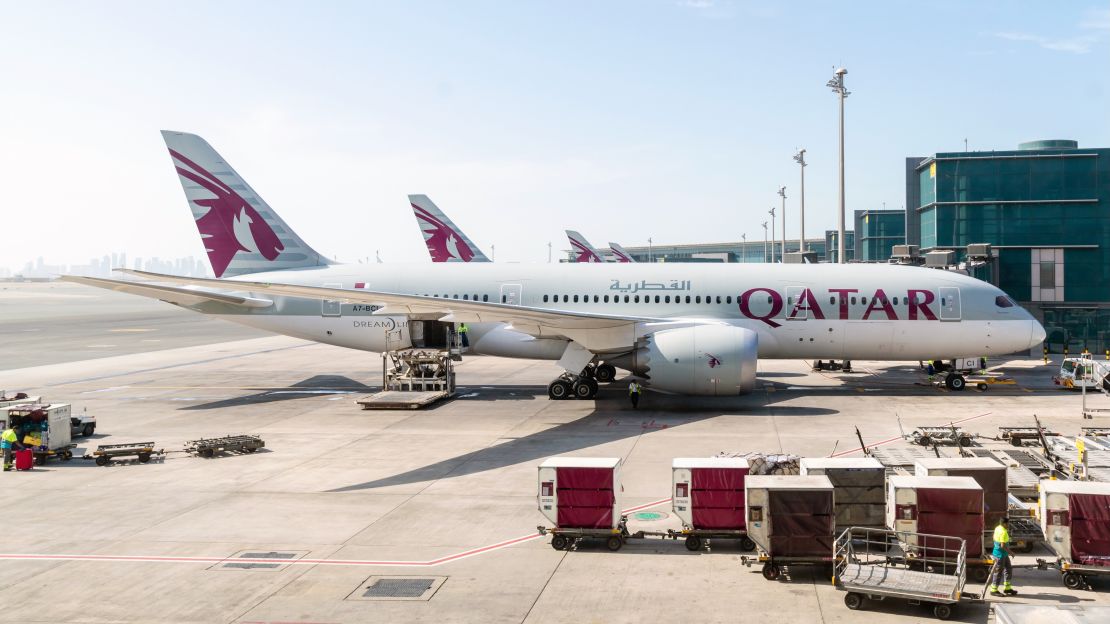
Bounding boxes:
[1030,319,1046,347]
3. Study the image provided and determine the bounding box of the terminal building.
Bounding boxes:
[907,139,1110,353]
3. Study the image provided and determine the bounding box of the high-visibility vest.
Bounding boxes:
[458,324,468,334]
[628,382,641,395]
[993,524,1010,557]
[1,429,16,448]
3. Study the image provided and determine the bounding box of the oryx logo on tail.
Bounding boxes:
[168,149,284,277]
[413,203,478,262]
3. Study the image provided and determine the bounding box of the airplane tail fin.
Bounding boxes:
[608,242,636,263]
[161,130,331,278]
[566,230,604,263]
[409,194,490,262]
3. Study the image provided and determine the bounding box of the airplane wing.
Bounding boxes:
[565,230,604,263]
[608,242,637,263]
[113,270,700,353]
[60,275,273,308]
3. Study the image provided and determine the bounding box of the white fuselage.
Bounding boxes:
[202,262,1044,363]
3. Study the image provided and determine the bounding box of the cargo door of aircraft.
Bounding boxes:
[321,283,342,317]
[500,283,522,305]
[939,287,961,321]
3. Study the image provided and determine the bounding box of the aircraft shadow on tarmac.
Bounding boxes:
[328,384,839,493]
[180,375,373,410]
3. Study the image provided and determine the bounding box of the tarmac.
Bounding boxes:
[2,281,1109,623]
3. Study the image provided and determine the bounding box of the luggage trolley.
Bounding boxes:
[1038,479,1110,590]
[742,475,837,580]
[88,442,163,466]
[184,435,264,458]
[834,527,979,620]
[671,457,756,552]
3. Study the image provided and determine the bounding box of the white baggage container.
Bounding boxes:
[1040,479,1110,589]
[672,457,749,530]
[538,457,622,529]
[5,403,72,450]
[887,475,984,560]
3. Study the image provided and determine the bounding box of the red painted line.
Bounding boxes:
[0,499,675,568]
[831,412,993,458]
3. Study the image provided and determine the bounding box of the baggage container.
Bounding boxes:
[673,457,748,530]
[538,457,621,530]
[0,394,39,411]
[800,457,885,529]
[914,457,1008,531]
[14,449,33,471]
[673,457,754,551]
[745,475,835,579]
[887,475,984,560]
[1039,479,1110,590]
[4,403,72,451]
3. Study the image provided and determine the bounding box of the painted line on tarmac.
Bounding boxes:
[831,411,992,458]
[0,498,673,568]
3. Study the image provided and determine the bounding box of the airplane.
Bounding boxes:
[608,242,637,263]
[409,194,490,263]
[566,230,606,263]
[64,131,1047,402]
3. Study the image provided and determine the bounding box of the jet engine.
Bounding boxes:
[610,324,758,395]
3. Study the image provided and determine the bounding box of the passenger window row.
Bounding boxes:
[542,294,735,305]
[422,293,490,302]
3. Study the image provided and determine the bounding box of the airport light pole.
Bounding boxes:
[793,149,807,251]
[740,233,747,262]
[762,221,768,263]
[767,207,776,263]
[827,67,849,263]
[648,237,653,262]
[778,186,787,261]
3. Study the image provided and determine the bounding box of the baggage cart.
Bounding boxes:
[89,442,163,466]
[907,425,973,448]
[801,457,886,532]
[1038,480,1110,590]
[538,457,624,550]
[672,457,755,551]
[5,403,75,465]
[743,475,836,580]
[888,475,993,581]
[183,434,264,458]
[834,526,978,620]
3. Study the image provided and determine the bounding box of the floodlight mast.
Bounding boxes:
[793,149,807,251]
[762,221,769,263]
[827,67,849,263]
[777,186,787,261]
[767,206,776,262]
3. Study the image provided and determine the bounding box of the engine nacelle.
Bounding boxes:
[611,324,758,395]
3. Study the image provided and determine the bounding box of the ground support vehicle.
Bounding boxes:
[88,442,163,466]
[184,435,264,457]
[70,410,96,437]
[5,403,75,465]
[834,527,979,620]
[907,426,973,448]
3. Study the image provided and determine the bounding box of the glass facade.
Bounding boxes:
[622,239,827,263]
[854,209,906,262]
[909,141,1110,352]
[824,230,855,263]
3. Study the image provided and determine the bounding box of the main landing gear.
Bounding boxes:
[547,362,617,400]
[944,373,967,391]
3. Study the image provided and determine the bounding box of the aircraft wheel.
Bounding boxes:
[945,374,966,391]
[573,379,598,400]
[548,379,572,400]
[595,364,617,383]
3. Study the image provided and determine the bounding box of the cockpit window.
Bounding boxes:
[995,295,1014,308]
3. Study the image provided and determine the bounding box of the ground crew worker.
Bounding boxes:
[458,323,470,349]
[990,517,1017,596]
[2,423,20,472]
[628,380,642,409]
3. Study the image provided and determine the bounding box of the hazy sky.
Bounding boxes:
[2,1,1108,271]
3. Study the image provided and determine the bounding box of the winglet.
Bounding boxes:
[409,195,491,262]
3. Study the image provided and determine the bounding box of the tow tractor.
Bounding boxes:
[70,408,96,437]
[1054,356,1110,391]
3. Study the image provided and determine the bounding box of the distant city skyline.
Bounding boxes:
[10,253,211,280]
